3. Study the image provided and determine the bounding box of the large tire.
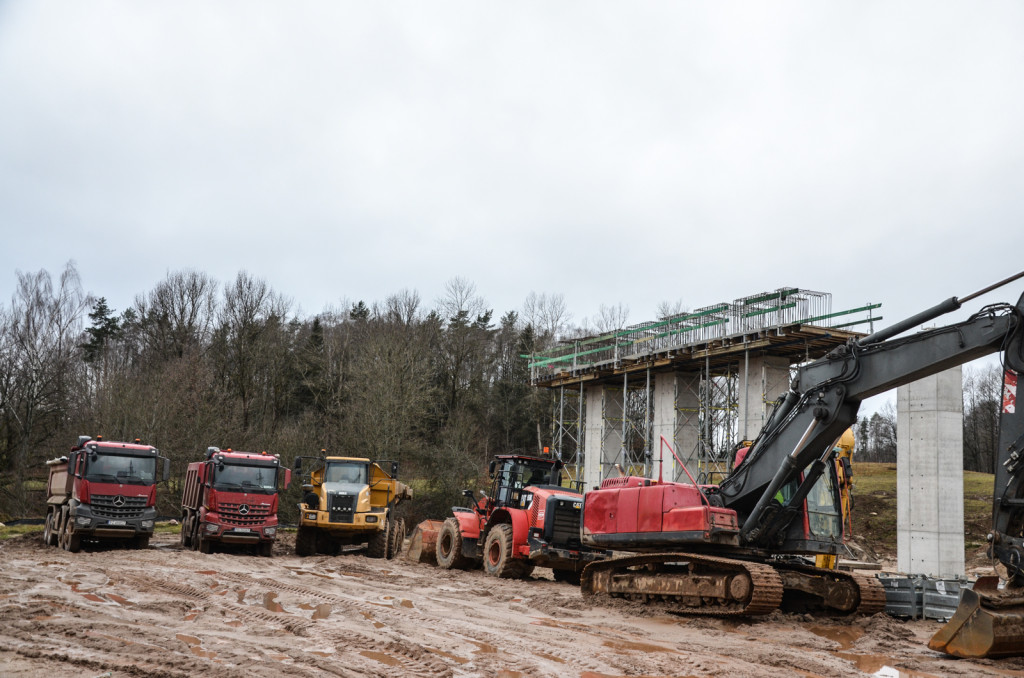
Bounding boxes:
[198,536,212,554]
[258,541,274,558]
[179,513,191,548]
[62,515,81,553]
[43,511,57,547]
[295,525,317,556]
[436,517,474,570]
[133,535,150,550]
[553,568,582,586]
[482,524,526,578]
[387,518,406,560]
[367,521,390,559]
[57,507,69,550]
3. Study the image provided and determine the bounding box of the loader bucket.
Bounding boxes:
[406,520,444,564]
[929,577,1024,658]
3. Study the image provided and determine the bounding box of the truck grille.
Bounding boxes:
[546,497,582,548]
[219,502,272,526]
[328,493,356,523]
[91,494,148,519]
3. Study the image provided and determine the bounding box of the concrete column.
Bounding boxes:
[897,366,965,577]
[582,384,624,491]
[652,372,701,482]
[736,354,790,442]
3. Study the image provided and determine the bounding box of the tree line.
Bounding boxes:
[0,264,575,522]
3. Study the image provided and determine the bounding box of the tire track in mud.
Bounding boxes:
[111,564,454,677]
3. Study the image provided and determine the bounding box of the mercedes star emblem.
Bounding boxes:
[238,505,250,515]
[113,495,126,507]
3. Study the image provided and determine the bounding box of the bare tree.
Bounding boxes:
[592,302,630,334]
[0,262,89,511]
[656,299,690,320]
[522,292,571,343]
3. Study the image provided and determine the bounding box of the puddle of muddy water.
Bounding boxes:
[312,603,331,619]
[360,610,385,628]
[106,593,133,606]
[426,647,470,665]
[396,599,414,609]
[196,570,217,575]
[535,651,565,664]
[236,589,247,603]
[262,592,285,613]
[468,639,498,654]
[603,639,674,654]
[360,650,401,667]
[807,625,865,650]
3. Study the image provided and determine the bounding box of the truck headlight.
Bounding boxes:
[365,515,378,523]
[140,520,154,529]
[76,516,91,527]
[204,523,219,533]
[305,512,317,520]
[264,527,276,537]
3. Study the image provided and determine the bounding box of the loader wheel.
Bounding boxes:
[483,524,529,579]
[387,518,406,560]
[62,518,81,553]
[553,568,582,586]
[367,520,390,559]
[43,512,57,547]
[295,525,317,557]
[436,517,474,570]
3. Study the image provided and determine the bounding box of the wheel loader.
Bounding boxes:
[410,451,606,583]
[577,270,1024,659]
[293,452,411,558]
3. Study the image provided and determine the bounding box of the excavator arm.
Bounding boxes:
[719,286,1024,557]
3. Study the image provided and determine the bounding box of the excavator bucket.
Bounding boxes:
[406,520,444,564]
[929,577,1024,658]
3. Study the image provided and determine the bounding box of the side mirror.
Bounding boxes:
[488,460,496,478]
[293,457,302,472]
[283,468,292,490]
[462,489,475,499]
[391,461,399,478]
[162,458,171,482]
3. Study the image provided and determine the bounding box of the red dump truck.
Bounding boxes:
[179,447,291,556]
[43,436,170,552]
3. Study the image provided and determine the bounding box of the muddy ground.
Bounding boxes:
[2,531,1023,678]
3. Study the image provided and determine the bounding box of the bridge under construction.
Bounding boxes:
[529,287,881,489]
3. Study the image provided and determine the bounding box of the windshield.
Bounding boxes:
[503,461,557,488]
[212,463,278,493]
[85,453,157,485]
[323,462,367,485]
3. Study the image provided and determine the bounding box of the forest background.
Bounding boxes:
[0,263,1004,523]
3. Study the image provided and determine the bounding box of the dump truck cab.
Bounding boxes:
[179,447,291,556]
[294,452,412,558]
[43,435,170,552]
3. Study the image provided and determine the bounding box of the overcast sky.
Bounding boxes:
[2,2,1024,334]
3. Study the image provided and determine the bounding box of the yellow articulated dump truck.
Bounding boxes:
[293,452,412,558]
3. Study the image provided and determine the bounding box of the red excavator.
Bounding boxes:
[579,271,1024,658]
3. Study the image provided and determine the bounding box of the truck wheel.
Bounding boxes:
[57,507,69,550]
[62,518,81,553]
[553,568,582,586]
[258,541,274,558]
[436,517,474,570]
[179,513,191,548]
[198,536,212,554]
[387,518,406,559]
[295,525,317,557]
[43,511,58,547]
[133,535,150,550]
[367,520,390,559]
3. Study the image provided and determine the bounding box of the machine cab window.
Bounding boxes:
[323,462,367,486]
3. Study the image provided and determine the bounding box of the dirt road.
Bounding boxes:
[1,531,1020,678]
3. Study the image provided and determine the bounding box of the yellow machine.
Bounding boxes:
[293,453,412,558]
[815,428,855,569]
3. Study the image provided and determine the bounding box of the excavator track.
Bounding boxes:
[580,552,784,617]
[772,561,887,616]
